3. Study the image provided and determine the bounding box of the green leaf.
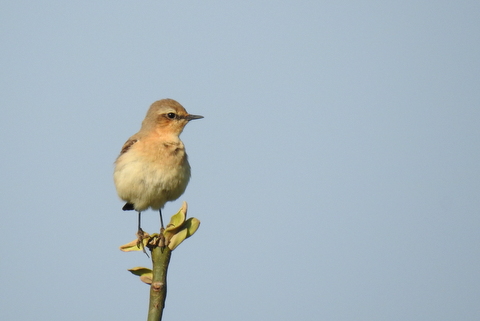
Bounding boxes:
[168,217,201,250]
[128,267,152,276]
[163,201,188,237]
[119,233,152,252]
[128,267,153,285]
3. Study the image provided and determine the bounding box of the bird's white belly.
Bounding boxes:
[114,151,191,211]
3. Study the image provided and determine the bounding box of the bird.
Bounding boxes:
[114,99,203,250]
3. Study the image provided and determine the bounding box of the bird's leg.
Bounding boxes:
[136,211,148,255]
[159,209,165,230]
[158,209,166,247]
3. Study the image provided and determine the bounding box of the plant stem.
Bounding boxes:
[147,246,172,321]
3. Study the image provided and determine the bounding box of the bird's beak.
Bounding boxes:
[185,114,204,121]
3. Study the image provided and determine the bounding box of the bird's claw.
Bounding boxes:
[157,228,166,248]
[136,228,149,257]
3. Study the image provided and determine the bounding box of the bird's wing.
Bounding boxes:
[119,138,138,156]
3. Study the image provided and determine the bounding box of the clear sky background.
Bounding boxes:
[1,1,479,320]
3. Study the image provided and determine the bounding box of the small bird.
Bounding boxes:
[114,99,203,249]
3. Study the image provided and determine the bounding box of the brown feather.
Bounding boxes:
[119,139,138,155]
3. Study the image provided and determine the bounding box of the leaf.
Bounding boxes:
[119,233,151,252]
[163,201,188,237]
[128,267,152,276]
[128,267,153,285]
[168,217,201,250]
[140,274,153,285]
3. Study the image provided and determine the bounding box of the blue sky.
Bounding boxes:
[1,1,479,320]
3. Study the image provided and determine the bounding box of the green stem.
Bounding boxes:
[147,246,172,321]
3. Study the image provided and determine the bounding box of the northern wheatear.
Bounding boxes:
[114,99,203,248]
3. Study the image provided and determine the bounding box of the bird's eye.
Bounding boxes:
[167,113,176,119]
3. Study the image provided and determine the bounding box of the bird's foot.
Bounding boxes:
[155,227,166,248]
[136,228,149,256]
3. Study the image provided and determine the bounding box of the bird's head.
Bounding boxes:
[142,99,203,136]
